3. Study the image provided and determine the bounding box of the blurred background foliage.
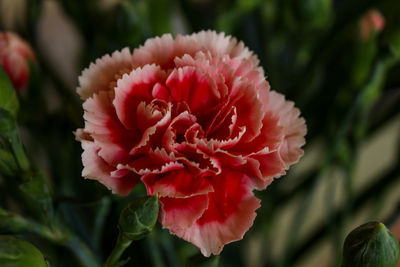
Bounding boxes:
[0,0,399,266]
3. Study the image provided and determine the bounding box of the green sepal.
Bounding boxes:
[119,195,159,241]
[342,221,400,267]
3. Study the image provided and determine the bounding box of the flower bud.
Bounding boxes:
[119,196,159,241]
[342,221,400,267]
[0,32,36,91]
[360,10,385,41]
[0,235,47,267]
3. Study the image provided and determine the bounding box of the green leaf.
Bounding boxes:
[0,108,30,172]
[0,148,18,176]
[0,67,19,118]
[350,40,377,88]
[0,108,16,135]
[342,221,400,267]
[0,235,48,267]
[19,175,51,202]
[119,195,159,241]
[0,208,36,235]
[19,174,53,221]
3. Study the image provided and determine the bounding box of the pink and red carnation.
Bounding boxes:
[75,31,306,256]
[0,32,35,91]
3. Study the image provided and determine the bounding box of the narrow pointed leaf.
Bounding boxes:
[0,67,19,118]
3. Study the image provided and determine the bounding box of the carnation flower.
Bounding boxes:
[0,32,35,91]
[75,31,306,256]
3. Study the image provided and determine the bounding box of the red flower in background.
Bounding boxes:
[0,32,35,91]
[75,31,306,256]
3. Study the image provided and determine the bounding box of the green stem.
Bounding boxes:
[103,232,133,267]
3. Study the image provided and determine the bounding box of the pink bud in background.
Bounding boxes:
[360,10,385,41]
[0,32,36,91]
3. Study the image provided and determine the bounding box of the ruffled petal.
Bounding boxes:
[77,48,133,100]
[159,194,209,229]
[267,91,307,168]
[227,78,264,143]
[131,31,259,71]
[228,57,270,111]
[170,170,260,256]
[129,102,172,156]
[142,169,213,198]
[166,66,221,114]
[74,128,92,142]
[113,64,167,130]
[173,52,230,98]
[173,142,221,175]
[188,31,259,66]
[83,91,139,165]
[245,151,286,190]
[116,147,184,175]
[232,111,283,154]
[207,105,238,141]
[207,126,247,151]
[132,33,197,69]
[162,111,197,153]
[81,140,139,196]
